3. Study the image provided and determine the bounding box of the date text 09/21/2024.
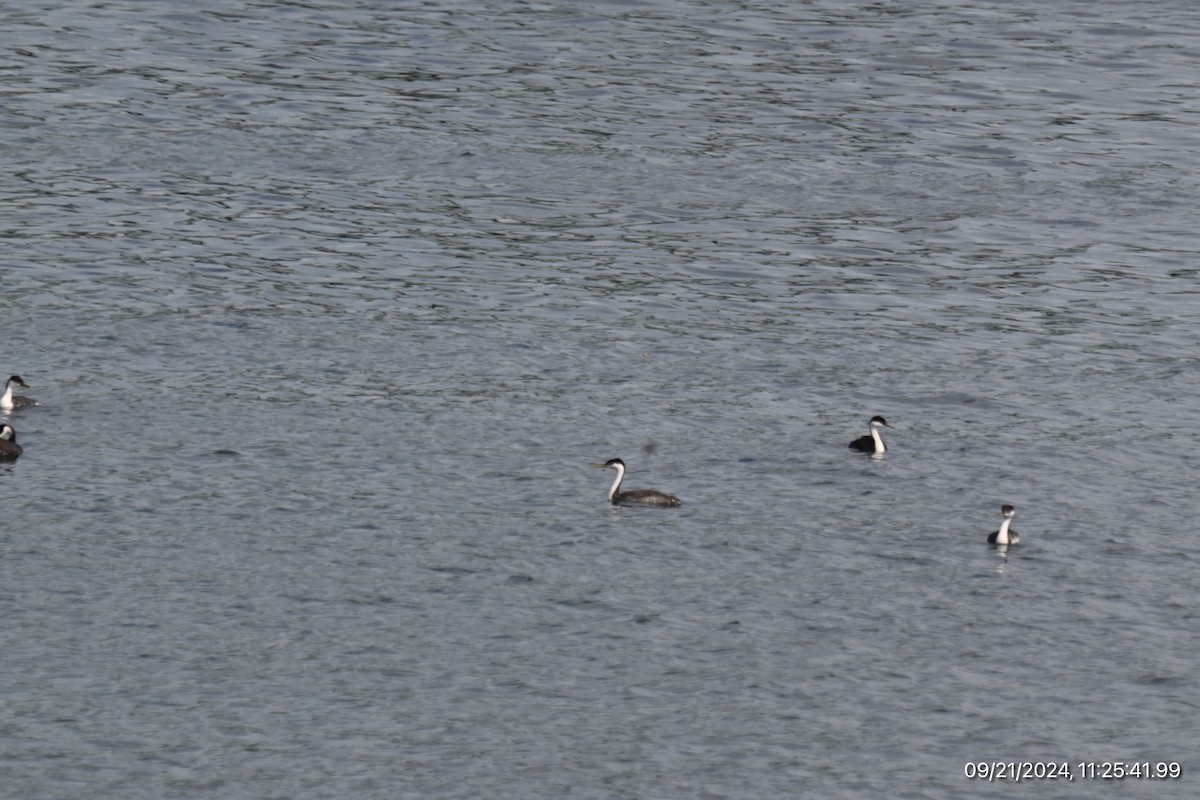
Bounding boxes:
[964,761,1182,782]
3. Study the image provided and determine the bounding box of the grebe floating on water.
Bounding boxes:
[848,415,888,455]
[987,504,1020,545]
[591,458,681,507]
[0,424,22,460]
[1,376,39,410]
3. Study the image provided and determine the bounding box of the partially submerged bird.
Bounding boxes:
[849,415,888,456]
[1,375,39,410]
[591,458,682,507]
[987,504,1020,546]
[0,424,22,460]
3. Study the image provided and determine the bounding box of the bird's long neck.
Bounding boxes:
[870,427,885,454]
[607,463,625,502]
[0,382,12,408]
[996,516,1013,545]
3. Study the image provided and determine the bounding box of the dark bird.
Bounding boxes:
[849,415,888,456]
[0,424,23,460]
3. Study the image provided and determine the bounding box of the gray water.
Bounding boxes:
[3,1,1199,797]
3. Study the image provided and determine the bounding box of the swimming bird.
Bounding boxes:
[591,458,682,507]
[1,375,39,410]
[848,415,888,455]
[0,424,22,460]
[987,504,1020,545]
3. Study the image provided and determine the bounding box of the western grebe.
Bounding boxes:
[1,376,39,410]
[848,415,888,455]
[987,504,1020,545]
[591,458,682,507]
[0,424,22,460]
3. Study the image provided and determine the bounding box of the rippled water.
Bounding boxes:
[3,1,1200,798]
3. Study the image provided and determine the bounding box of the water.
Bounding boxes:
[2,1,1199,797]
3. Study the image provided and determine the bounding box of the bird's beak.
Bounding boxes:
[590,463,607,468]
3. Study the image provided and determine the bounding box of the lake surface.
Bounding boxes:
[3,1,1199,797]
